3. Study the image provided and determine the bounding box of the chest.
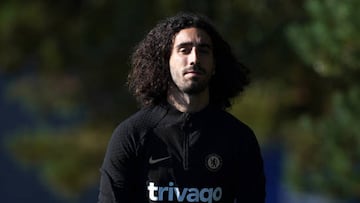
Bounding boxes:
[140,123,245,185]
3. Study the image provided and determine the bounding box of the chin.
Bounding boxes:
[182,83,208,95]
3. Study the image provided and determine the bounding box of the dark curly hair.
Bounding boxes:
[128,12,250,109]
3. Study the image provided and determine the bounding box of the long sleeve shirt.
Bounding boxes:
[98,104,266,203]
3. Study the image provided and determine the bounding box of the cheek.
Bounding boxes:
[169,58,185,79]
[172,69,183,82]
[169,67,176,79]
[169,65,180,82]
[206,58,216,74]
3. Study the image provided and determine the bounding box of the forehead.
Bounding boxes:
[173,27,212,46]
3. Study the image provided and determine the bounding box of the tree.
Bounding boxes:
[2,0,359,201]
[1,0,165,198]
[283,0,360,199]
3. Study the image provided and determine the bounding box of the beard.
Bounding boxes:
[180,77,210,95]
[169,64,213,95]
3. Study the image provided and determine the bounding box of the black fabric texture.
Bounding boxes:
[98,104,266,203]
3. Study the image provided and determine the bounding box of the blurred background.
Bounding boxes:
[0,0,359,202]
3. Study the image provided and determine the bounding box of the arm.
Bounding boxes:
[97,123,138,203]
[236,130,266,203]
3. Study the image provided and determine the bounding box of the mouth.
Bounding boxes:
[184,70,203,75]
[183,67,206,76]
[184,71,204,79]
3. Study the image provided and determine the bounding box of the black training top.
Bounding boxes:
[98,104,266,203]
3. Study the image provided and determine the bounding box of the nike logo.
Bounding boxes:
[149,156,171,164]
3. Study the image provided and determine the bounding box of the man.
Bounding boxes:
[98,12,266,203]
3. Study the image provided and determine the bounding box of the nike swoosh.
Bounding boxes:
[149,156,171,164]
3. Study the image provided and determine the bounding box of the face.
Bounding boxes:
[169,27,215,95]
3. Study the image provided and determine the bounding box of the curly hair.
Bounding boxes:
[128,12,250,109]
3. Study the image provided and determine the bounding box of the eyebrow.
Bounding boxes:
[176,42,212,49]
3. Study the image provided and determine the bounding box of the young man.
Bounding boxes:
[98,12,266,203]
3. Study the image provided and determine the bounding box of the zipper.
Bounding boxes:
[182,113,190,170]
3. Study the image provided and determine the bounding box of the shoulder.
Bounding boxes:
[214,109,260,144]
[113,105,167,136]
[215,109,254,133]
[215,110,262,153]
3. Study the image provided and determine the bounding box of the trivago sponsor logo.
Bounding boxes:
[147,182,222,203]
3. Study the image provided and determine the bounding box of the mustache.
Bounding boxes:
[183,65,206,74]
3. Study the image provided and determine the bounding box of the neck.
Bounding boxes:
[167,87,209,113]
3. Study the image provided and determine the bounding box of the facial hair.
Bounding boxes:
[180,65,211,95]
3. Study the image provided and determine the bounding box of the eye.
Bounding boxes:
[198,47,211,54]
[178,47,191,54]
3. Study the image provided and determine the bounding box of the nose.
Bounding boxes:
[189,47,199,66]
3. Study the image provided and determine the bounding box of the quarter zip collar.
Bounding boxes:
[162,102,214,126]
[158,103,215,171]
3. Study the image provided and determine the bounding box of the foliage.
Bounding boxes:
[283,87,360,199]
[283,0,360,199]
[287,0,360,77]
[5,125,112,198]
[1,0,359,201]
[0,0,151,199]
[230,0,360,200]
